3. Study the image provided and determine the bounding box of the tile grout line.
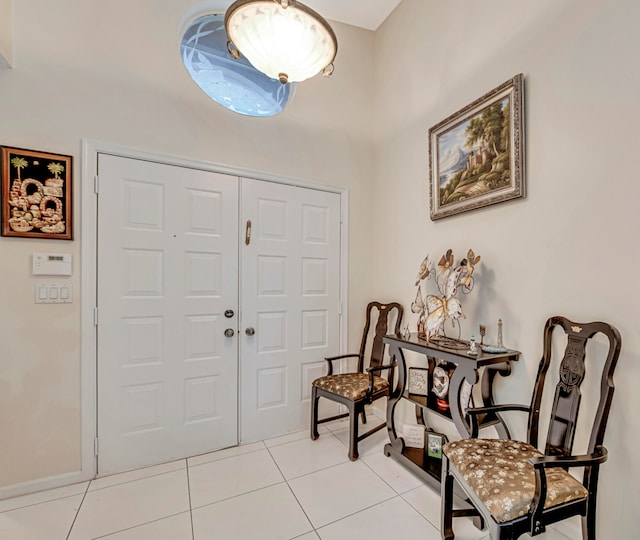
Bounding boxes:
[189,480,286,512]
[266,428,352,483]
[359,450,458,533]
[185,458,196,540]
[313,493,401,533]
[309,418,443,533]
[89,464,186,493]
[357,442,420,496]
[264,444,317,538]
[17,422,401,540]
[65,478,92,540]
[187,442,267,470]
[267,426,412,538]
[90,511,193,539]
[76,460,193,539]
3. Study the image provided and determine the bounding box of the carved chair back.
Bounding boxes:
[356,301,403,378]
[526,316,621,458]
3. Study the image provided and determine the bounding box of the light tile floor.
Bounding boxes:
[0,418,578,539]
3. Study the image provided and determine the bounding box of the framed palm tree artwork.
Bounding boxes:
[429,74,525,220]
[1,146,73,239]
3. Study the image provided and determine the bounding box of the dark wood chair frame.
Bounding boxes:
[311,301,403,461]
[441,316,621,540]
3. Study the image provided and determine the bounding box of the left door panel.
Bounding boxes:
[97,155,239,475]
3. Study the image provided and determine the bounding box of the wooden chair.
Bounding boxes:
[310,301,403,461]
[441,316,621,540]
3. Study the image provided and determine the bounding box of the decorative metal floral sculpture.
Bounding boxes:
[412,249,481,342]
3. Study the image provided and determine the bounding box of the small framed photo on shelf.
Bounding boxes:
[427,432,448,459]
[403,424,426,449]
[408,367,429,395]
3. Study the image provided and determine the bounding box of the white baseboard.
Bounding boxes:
[0,470,90,502]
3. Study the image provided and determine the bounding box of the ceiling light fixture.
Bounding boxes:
[224,0,338,84]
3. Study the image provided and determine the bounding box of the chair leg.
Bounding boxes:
[441,455,455,540]
[348,403,359,461]
[361,408,367,425]
[310,386,320,440]
[582,504,597,540]
[582,470,599,540]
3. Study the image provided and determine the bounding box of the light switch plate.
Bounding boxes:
[34,282,73,304]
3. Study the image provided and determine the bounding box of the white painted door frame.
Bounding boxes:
[78,140,349,483]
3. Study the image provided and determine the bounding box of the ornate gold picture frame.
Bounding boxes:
[429,74,525,220]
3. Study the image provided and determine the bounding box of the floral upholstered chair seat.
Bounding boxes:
[443,439,588,523]
[312,373,389,401]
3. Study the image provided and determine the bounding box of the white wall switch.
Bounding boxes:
[34,282,73,304]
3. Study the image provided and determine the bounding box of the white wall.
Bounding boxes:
[0,0,374,491]
[0,0,12,67]
[372,0,640,537]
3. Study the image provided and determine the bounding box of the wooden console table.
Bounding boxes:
[383,333,520,488]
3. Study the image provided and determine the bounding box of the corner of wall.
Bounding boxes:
[0,0,13,67]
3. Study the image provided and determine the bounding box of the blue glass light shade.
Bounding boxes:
[181,14,294,117]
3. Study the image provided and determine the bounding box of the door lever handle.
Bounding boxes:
[245,220,252,245]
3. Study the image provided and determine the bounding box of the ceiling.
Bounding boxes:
[194,0,403,31]
[302,0,402,30]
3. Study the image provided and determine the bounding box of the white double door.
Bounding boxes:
[96,155,340,475]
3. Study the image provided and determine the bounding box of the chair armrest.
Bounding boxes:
[528,445,608,469]
[366,364,395,373]
[324,353,360,362]
[527,445,607,536]
[366,363,396,395]
[466,404,529,438]
[323,353,361,375]
[466,404,530,416]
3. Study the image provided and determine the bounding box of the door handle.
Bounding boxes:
[224,328,235,338]
[245,327,255,336]
[245,220,252,245]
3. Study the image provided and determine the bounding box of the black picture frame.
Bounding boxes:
[427,432,448,459]
[1,145,73,240]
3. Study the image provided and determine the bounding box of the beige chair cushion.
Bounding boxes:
[444,439,588,523]
[312,373,389,401]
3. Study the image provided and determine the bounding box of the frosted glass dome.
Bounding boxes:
[181,14,294,117]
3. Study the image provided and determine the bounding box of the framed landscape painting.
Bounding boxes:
[1,146,73,239]
[429,74,525,220]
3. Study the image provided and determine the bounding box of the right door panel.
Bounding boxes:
[240,179,341,442]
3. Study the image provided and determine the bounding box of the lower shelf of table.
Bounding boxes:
[384,442,443,489]
[384,441,482,519]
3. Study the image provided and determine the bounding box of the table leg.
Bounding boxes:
[448,362,479,438]
[385,342,405,452]
[481,362,512,439]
